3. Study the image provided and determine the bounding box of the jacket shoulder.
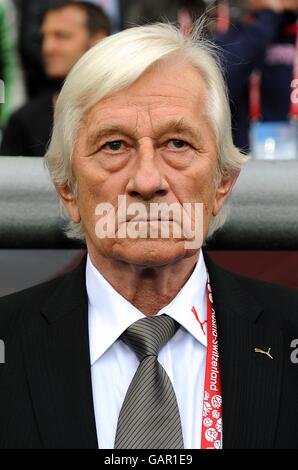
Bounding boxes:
[0,273,68,340]
[236,272,298,327]
[209,257,298,327]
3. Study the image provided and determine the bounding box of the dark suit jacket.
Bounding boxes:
[0,254,298,449]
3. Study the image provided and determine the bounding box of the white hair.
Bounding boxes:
[45,20,248,242]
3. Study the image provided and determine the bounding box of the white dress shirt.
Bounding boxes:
[87,252,208,449]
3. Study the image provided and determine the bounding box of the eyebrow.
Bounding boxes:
[86,118,202,148]
[87,125,127,147]
[154,119,202,142]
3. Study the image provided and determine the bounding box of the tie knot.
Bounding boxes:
[121,315,179,361]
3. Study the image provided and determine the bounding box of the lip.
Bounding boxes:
[45,57,62,63]
[126,218,175,223]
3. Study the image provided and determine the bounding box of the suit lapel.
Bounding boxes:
[23,256,98,449]
[205,254,284,449]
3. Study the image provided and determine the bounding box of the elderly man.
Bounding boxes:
[0,23,298,450]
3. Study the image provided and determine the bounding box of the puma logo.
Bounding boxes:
[191,306,207,335]
[254,347,273,360]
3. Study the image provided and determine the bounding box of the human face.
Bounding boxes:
[281,0,298,11]
[42,6,92,78]
[59,59,238,267]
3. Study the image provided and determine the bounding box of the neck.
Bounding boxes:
[88,249,200,316]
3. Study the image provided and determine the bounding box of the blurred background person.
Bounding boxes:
[15,0,122,101]
[0,1,111,157]
[15,0,66,101]
[178,0,298,154]
[216,0,298,155]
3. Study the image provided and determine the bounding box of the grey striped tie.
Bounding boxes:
[114,315,184,449]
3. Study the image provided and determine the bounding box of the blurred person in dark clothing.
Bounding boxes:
[15,0,66,100]
[0,1,110,157]
[178,1,298,153]
[15,0,177,98]
[215,0,298,152]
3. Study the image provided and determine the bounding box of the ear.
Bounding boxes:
[89,31,108,47]
[212,170,240,216]
[55,183,81,224]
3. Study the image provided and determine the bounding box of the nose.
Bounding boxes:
[42,35,56,57]
[126,140,169,201]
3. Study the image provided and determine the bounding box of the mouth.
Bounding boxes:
[45,57,63,64]
[124,213,175,223]
[126,218,175,223]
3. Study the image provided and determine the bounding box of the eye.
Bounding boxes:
[167,139,189,150]
[102,140,125,152]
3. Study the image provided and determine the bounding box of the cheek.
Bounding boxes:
[178,166,217,205]
[76,187,96,228]
[190,174,218,228]
[74,165,128,225]
[73,156,106,196]
[72,168,104,223]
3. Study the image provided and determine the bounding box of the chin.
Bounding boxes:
[111,239,191,267]
[46,69,66,79]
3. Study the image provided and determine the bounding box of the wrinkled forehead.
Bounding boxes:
[82,58,209,127]
[41,6,87,33]
[72,62,216,158]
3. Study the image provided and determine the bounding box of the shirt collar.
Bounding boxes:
[87,252,208,366]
